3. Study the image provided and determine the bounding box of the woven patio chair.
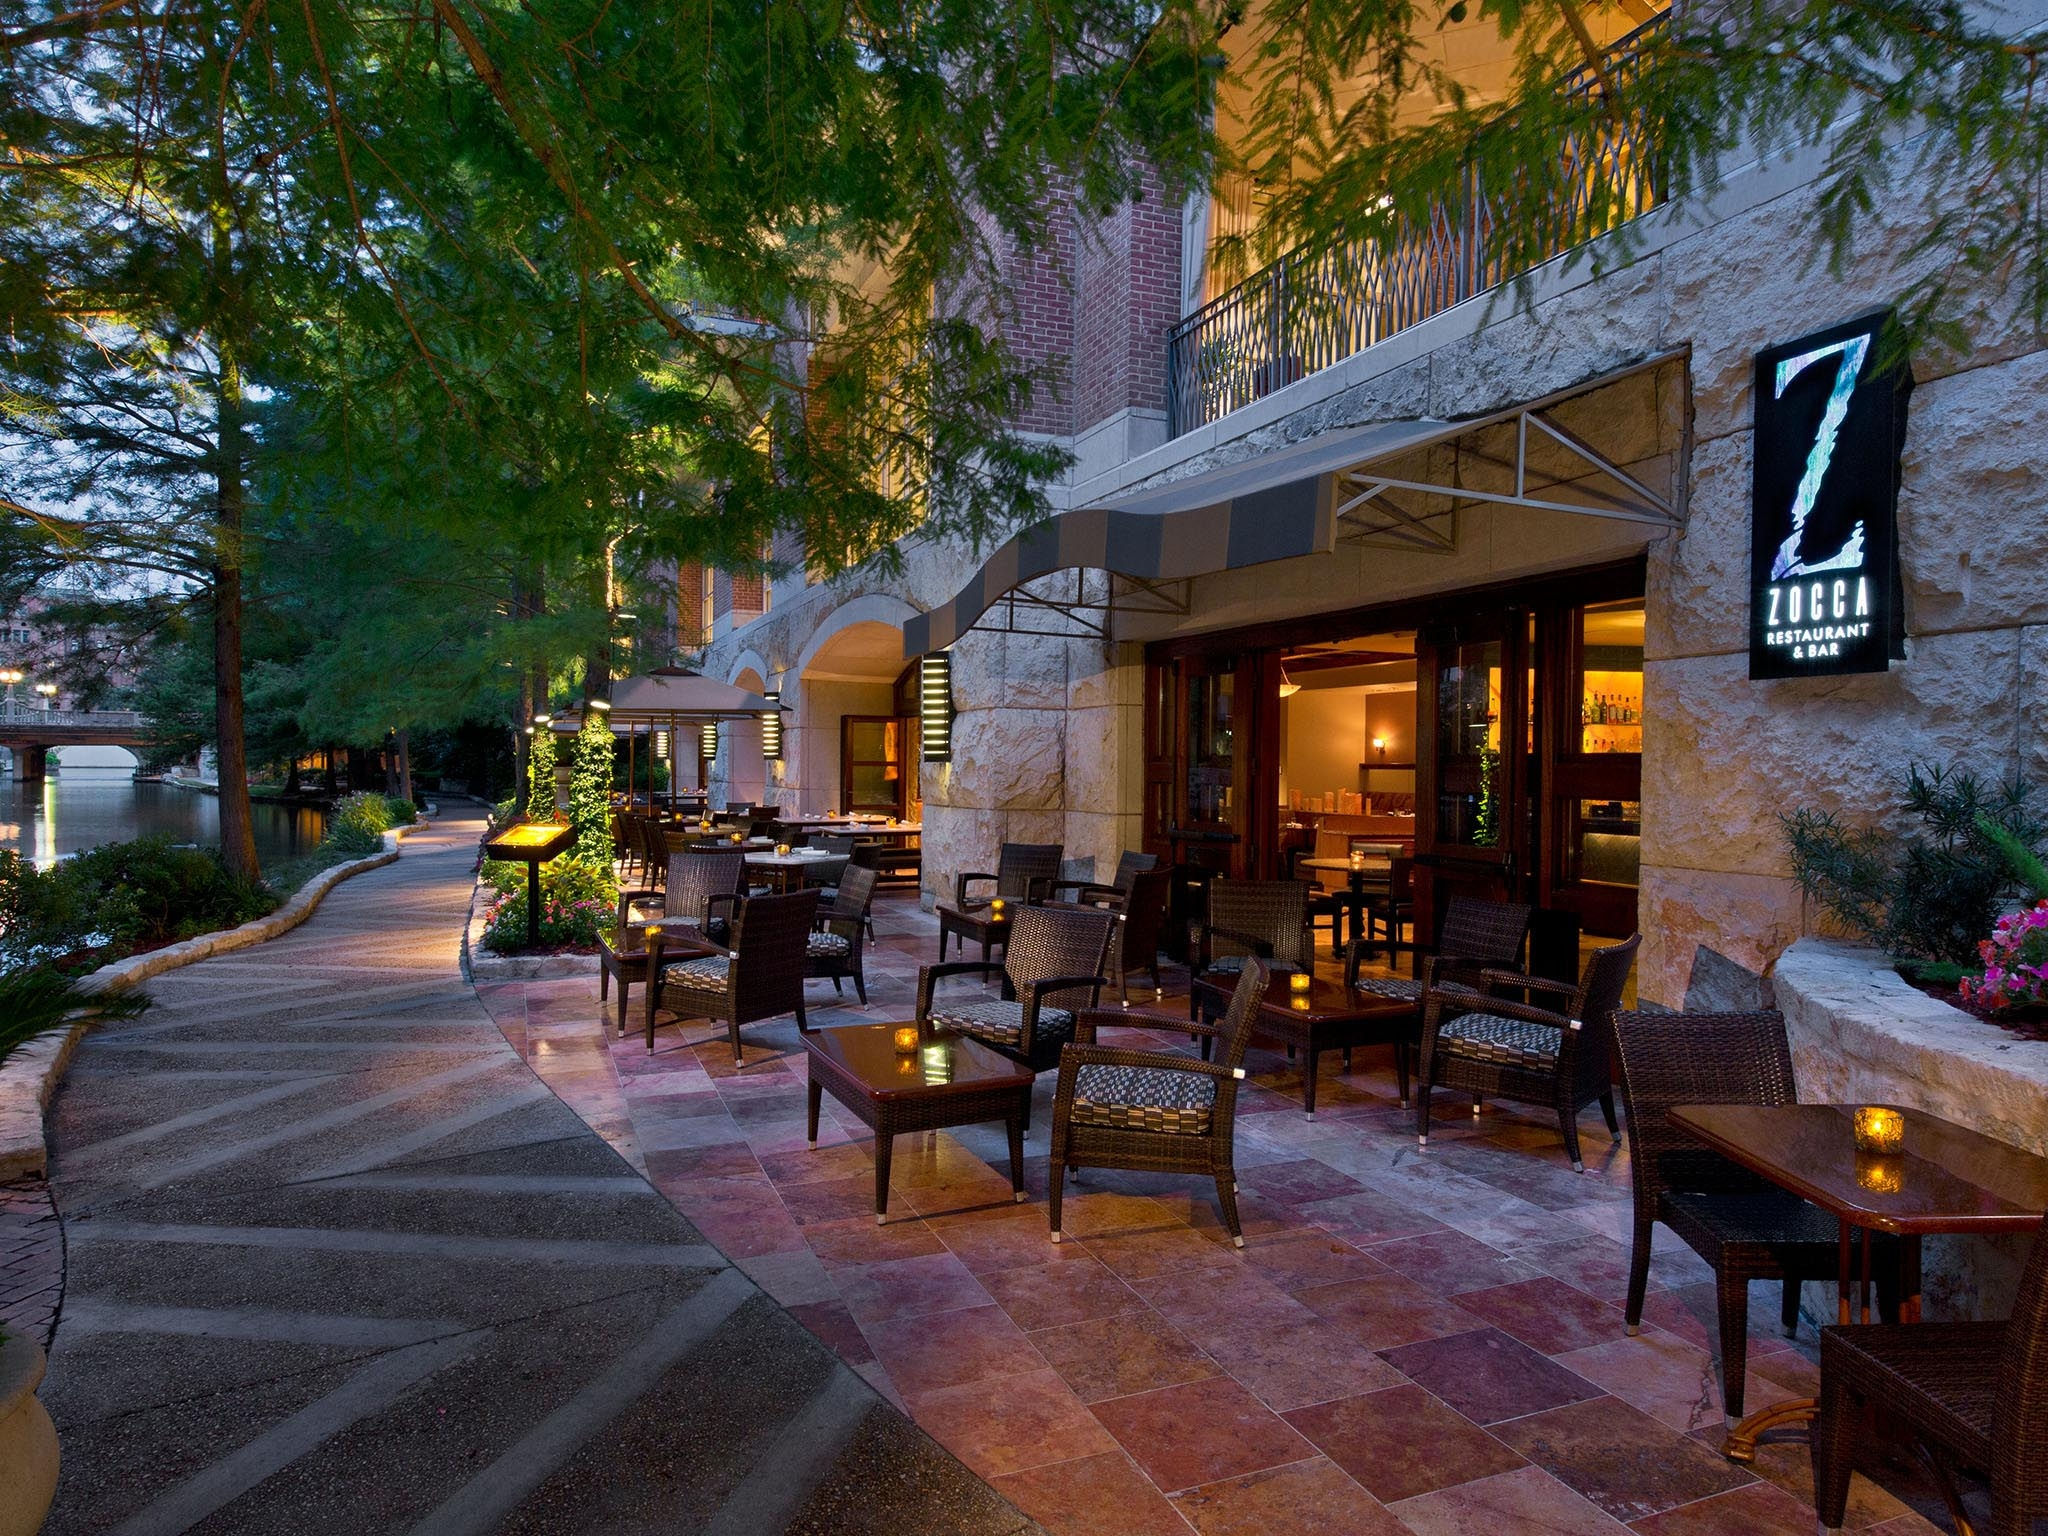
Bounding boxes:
[1416,932,1640,1171]
[661,846,747,944]
[1813,1219,2048,1536]
[1613,1008,1895,1424]
[1050,959,1267,1247]
[1051,849,1157,906]
[1187,878,1312,1020]
[1103,867,1172,1002]
[597,887,669,1036]
[918,903,1115,1075]
[1344,895,1531,1003]
[937,841,1064,960]
[644,888,819,1062]
[807,863,878,1004]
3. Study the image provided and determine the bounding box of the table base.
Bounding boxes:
[805,1071,1029,1224]
[1721,1396,1817,1463]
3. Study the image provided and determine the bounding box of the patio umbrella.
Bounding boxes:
[604,667,785,815]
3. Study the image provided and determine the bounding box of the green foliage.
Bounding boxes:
[478,856,618,953]
[383,795,422,828]
[0,839,277,968]
[526,729,558,822]
[568,714,615,867]
[1784,764,2048,967]
[324,792,398,858]
[1980,815,2048,903]
[0,968,149,1069]
[1472,744,1501,849]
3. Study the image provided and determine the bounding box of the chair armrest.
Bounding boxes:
[1021,974,1112,1006]
[954,872,998,908]
[1430,990,1577,1032]
[917,959,1006,1019]
[1479,967,1580,1003]
[1074,1008,1223,1045]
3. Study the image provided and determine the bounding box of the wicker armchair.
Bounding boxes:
[1187,878,1312,1019]
[660,847,747,945]
[1813,1219,2048,1536]
[1050,959,1268,1247]
[1613,1008,1894,1423]
[807,864,878,1004]
[1416,932,1640,1171]
[597,888,668,1036]
[1051,849,1157,906]
[936,841,1064,960]
[1104,868,1172,1002]
[644,888,819,1062]
[918,903,1115,1075]
[1344,895,1531,1003]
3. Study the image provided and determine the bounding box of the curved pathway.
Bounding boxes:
[37,804,1034,1536]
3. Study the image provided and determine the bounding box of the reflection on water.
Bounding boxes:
[0,769,327,870]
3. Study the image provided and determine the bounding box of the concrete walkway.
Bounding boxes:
[37,805,1036,1536]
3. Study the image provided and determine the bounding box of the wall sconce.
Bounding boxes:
[653,729,671,761]
[760,689,783,759]
[699,722,719,759]
[1371,736,1387,760]
[919,653,953,761]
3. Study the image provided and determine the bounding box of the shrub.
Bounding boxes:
[382,794,421,828]
[479,883,614,953]
[1960,902,2048,1015]
[0,836,277,968]
[325,791,395,856]
[1784,762,2047,968]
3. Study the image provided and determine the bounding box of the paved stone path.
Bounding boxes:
[38,805,1036,1536]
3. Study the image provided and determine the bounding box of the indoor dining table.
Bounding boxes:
[1668,1101,2048,1462]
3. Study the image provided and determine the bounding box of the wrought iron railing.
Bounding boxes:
[1164,19,1665,438]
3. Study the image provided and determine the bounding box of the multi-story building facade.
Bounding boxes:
[691,11,2046,1009]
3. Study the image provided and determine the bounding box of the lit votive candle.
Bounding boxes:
[893,1025,920,1054]
[1349,849,1365,870]
[774,843,792,857]
[1289,970,1313,994]
[730,832,745,845]
[989,898,1007,919]
[1853,1106,1905,1155]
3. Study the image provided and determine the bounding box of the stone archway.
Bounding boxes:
[791,611,918,818]
[718,664,769,806]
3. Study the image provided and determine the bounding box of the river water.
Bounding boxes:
[0,769,327,870]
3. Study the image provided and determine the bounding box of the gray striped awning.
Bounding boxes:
[901,416,1459,656]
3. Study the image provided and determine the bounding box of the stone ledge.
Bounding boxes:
[1774,938,2048,1157]
[0,813,432,1180]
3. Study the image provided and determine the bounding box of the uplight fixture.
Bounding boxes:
[919,653,953,761]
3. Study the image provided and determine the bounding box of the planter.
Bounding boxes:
[0,1332,58,1536]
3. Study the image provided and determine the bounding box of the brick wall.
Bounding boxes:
[1073,169,1182,430]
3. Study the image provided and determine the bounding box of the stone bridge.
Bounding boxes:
[0,703,151,780]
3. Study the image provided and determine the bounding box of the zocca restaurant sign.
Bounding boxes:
[1749,310,1911,679]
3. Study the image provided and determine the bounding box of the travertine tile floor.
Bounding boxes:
[480,890,1953,1536]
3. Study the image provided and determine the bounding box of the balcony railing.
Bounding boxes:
[1164,18,1665,439]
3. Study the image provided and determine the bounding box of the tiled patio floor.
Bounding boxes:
[478,890,1950,1536]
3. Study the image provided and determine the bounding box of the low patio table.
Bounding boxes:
[804,1022,1035,1223]
[744,848,850,893]
[1669,1102,2048,1462]
[1191,968,1419,1117]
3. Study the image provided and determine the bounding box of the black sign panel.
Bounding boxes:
[1749,310,1911,679]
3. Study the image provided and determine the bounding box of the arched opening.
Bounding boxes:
[721,666,769,806]
[794,620,919,821]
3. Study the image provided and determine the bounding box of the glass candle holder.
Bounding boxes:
[774,843,792,857]
[698,819,712,832]
[1853,1106,1905,1155]
[989,898,1007,920]
[730,832,745,845]
[893,1025,920,1054]
[1289,970,1313,994]
[1349,850,1365,870]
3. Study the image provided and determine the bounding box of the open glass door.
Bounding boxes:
[1415,613,1533,935]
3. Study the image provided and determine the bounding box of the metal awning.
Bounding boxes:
[901,357,1686,656]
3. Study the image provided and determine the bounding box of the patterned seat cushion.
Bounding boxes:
[806,931,852,958]
[1437,1011,1561,1069]
[661,955,731,995]
[928,999,1075,1051]
[1353,976,1422,1001]
[1069,1064,1216,1136]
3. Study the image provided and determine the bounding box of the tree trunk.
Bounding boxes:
[206,99,259,884]
[395,727,413,805]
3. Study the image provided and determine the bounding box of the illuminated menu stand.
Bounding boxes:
[481,821,580,949]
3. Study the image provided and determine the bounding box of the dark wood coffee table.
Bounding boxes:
[1192,970,1420,1117]
[804,1022,1036,1223]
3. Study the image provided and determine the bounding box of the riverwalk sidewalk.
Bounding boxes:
[34,804,1035,1535]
